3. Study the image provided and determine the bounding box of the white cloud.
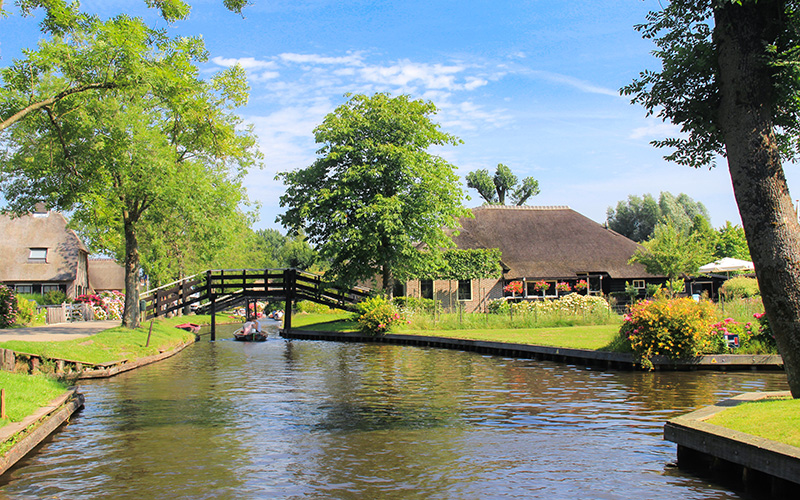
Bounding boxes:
[279,52,364,66]
[529,70,619,97]
[629,121,682,140]
[211,56,276,70]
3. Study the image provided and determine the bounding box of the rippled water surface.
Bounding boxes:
[0,325,789,499]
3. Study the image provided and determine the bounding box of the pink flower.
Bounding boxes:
[754,312,765,319]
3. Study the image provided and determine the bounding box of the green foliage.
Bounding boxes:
[0,285,16,329]
[353,296,405,335]
[1,16,261,327]
[465,163,540,206]
[295,301,341,314]
[606,192,710,242]
[0,372,68,428]
[43,290,67,305]
[413,248,503,280]
[277,92,469,290]
[486,294,613,325]
[393,296,439,314]
[14,296,37,325]
[715,221,751,260]
[629,221,712,280]
[620,297,717,368]
[720,276,760,299]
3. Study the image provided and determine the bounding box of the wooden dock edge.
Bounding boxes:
[0,388,84,476]
[664,391,800,496]
[280,329,784,371]
[76,338,198,379]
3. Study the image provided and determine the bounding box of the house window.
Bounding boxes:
[42,285,62,294]
[392,280,406,298]
[633,280,645,289]
[28,248,48,263]
[420,279,434,300]
[457,279,472,301]
[15,284,33,294]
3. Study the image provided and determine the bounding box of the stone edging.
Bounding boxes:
[281,329,784,371]
[664,391,800,492]
[0,388,85,476]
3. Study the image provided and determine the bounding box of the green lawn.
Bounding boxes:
[0,316,200,365]
[0,372,68,427]
[706,398,800,448]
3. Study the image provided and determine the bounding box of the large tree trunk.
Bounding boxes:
[122,213,142,329]
[715,1,800,397]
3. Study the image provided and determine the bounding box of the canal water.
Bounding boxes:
[0,324,789,499]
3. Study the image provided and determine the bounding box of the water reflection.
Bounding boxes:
[0,327,787,499]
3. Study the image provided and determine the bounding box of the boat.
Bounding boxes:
[233,328,267,342]
[175,323,201,334]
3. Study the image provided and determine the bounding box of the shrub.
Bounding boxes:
[393,296,439,314]
[14,296,37,325]
[720,276,760,299]
[0,285,16,328]
[43,290,68,305]
[354,296,405,335]
[752,312,777,350]
[620,297,716,369]
[705,318,755,354]
[296,300,336,314]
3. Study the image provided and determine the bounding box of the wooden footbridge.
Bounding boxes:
[139,269,371,340]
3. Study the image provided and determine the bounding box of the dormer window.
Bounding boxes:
[28,248,48,263]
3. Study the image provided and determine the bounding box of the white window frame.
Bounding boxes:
[633,279,646,289]
[28,248,48,263]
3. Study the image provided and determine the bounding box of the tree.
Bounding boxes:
[623,0,800,396]
[465,163,540,205]
[715,221,751,261]
[1,17,260,328]
[277,93,469,293]
[606,192,710,242]
[0,0,250,133]
[629,221,712,282]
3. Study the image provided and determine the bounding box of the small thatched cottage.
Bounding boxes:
[402,205,664,312]
[0,204,91,298]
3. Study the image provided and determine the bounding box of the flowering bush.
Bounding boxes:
[620,297,716,369]
[556,282,572,293]
[0,285,17,328]
[752,312,777,349]
[503,281,523,295]
[574,280,588,292]
[354,296,406,335]
[705,318,755,353]
[488,294,612,317]
[99,291,125,321]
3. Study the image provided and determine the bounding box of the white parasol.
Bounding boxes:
[698,257,755,274]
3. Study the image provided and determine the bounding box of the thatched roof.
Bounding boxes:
[89,258,125,292]
[0,209,89,283]
[452,206,658,280]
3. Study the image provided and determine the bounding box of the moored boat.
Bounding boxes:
[233,329,267,342]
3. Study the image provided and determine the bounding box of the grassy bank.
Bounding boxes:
[0,316,204,365]
[706,397,800,448]
[0,372,68,428]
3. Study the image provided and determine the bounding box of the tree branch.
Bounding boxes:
[0,81,117,132]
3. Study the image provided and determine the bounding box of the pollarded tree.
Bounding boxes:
[623,0,800,396]
[465,163,540,205]
[277,93,470,293]
[0,17,260,328]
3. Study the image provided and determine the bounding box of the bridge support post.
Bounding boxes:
[283,268,295,331]
[208,270,216,341]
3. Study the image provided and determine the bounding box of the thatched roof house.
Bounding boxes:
[0,204,91,298]
[89,258,125,293]
[403,206,664,311]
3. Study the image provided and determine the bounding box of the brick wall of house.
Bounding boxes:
[403,278,505,313]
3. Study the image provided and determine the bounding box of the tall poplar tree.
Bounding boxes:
[624,0,800,396]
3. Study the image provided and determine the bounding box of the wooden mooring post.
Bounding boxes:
[283,268,294,331]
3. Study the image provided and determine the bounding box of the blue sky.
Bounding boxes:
[4,0,796,231]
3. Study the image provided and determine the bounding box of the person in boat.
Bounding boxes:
[241,315,262,335]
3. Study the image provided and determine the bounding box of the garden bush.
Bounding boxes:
[14,296,38,325]
[393,296,439,313]
[720,276,760,299]
[0,285,16,328]
[620,297,716,369]
[354,296,406,335]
